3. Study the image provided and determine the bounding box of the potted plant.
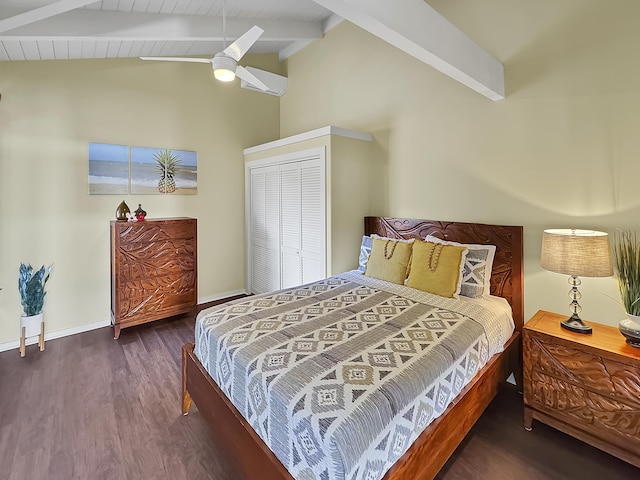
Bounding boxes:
[612,231,640,347]
[18,263,52,356]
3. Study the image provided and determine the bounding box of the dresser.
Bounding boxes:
[523,310,640,467]
[110,218,197,339]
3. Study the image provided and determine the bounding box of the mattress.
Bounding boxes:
[194,270,514,480]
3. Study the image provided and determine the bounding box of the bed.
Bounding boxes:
[182,216,524,480]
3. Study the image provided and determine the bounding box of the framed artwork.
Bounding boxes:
[88,144,197,195]
[88,143,129,194]
[130,147,197,195]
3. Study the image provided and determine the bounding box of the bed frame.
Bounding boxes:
[182,216,524,480]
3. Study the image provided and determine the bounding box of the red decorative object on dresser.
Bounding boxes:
[110,217,197,339]
[524,310,640,468]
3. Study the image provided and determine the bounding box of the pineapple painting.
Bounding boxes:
[154,149,181,194]
[130,146,197,195]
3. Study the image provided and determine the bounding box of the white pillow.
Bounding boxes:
[425,235,496,298]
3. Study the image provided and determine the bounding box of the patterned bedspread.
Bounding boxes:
[194,271,513,480]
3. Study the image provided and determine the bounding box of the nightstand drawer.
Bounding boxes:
[527,334,640,406]
[528,368,640,453]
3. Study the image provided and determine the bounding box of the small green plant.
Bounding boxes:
[612,231,640,316]
[18,263,53,317]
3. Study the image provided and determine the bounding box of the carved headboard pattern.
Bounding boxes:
[364,217,524,331]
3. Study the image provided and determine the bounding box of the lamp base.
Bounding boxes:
[560,314,593,334]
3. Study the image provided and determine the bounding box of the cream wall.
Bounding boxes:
[0,55,280,346]
[281,0,640,326]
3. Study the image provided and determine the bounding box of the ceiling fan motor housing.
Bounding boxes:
[212,53,237,81]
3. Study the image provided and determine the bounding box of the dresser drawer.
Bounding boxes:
[117,238,197,279]
[115,218,196,243]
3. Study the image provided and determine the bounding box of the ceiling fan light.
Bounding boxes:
[214,68,236,82]
[212,54,236,82]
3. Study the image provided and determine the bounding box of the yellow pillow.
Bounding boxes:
[364,236,414,284]
[406,240,468,298]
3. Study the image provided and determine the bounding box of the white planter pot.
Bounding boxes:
[619,313,640,348]
[20,312,44,338]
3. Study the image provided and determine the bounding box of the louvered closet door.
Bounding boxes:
[280,158,326,289]
[250,165,280,294]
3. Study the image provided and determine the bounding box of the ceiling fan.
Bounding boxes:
[139,1,287,96]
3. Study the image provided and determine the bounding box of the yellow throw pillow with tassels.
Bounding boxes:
[364,236,414,284]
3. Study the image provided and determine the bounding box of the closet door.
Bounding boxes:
[299,159,326,284]
[280,163,302,288]
[249,165,280,294]
[280,158,326,289]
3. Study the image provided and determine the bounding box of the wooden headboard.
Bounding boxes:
[364,217,524,331]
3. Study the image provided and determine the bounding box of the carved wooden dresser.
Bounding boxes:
[110,218,197,339]
[524,310,640,467]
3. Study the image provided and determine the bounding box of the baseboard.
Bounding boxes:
[0,319,111,353]
[198,290,249,305]
[0,290,250,353]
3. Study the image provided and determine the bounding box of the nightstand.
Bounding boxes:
[523,310,640,468]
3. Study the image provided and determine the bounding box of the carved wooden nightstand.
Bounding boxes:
[523,310,640,468]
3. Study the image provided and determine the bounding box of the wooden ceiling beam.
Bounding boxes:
[0,0,99,34]
[311,0,504,100]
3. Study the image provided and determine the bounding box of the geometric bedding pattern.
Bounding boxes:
[195,273,504,480]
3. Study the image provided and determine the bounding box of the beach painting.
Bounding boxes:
[130,146,197,195]
[88,143,129,194]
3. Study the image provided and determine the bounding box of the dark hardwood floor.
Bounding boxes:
[1,310,637,480]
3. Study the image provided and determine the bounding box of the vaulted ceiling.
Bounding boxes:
[0,0,504,100]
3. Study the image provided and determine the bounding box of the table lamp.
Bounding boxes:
[541,229,613,334]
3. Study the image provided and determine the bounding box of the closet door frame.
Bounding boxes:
[245,146,327,294]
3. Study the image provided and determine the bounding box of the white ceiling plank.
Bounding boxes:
[131,0,151,13]
[137,40,156,56]
[171,0,188,15]
[106,40,121,57]
[94,39,109,57]
[68,40,83,58]
[117,0,135,12]
[164,40,193,56]
[0,0,100,34]
[20,40,40,60]
[53,40,69,59]
[184,0,205,16]
[159,0,179,15]
[0,43,10,61]
[311,0,504,100]
[187,41,215,56]
[83,2,103,10]
[1,10,323,43]
[80,40,96,58]
[148,39,166,56]
[146,0,164,14]
[37,40,55,59]
[3,41,25,60]
[117,40,134,57]
[127,40,144,57]
[100,0,119,10]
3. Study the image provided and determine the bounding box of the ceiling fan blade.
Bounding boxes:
[235,65,269,91]
[139,57,211,63]
[223,25,264,62]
